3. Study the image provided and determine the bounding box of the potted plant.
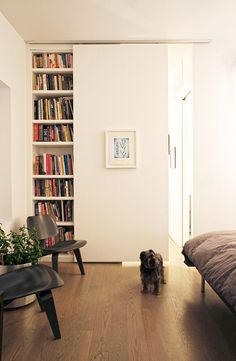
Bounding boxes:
[0,224,43,308]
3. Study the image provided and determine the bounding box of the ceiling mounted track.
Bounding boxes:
[26,39,211,45]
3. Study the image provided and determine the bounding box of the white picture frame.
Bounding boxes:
[105,130,137,168]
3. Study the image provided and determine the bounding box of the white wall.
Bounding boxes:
[168,41,236,242]
[75,44,168,261]
[0,13,26,230]
[193,41,236,235]
[0,82,12,224]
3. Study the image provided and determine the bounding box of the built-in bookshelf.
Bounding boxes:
[30,48,75,259]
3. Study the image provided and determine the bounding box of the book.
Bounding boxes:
[33,124,39,141]
[64,155,69,175]
[46,154,51,174]
[43,127,48,141]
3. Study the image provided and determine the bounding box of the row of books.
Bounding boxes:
[33,124,73,142]
[44,227,74,248]
[33,74,73,91]
[34,179,74,197]
[35,200,73,222]
[32,53,73,69]
[33,154,73,175]
[34,97,73,120]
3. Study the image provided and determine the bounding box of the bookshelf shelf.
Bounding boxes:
[32,68,73,74]
[32,141,73,147]
[55,221,74,226]
[33,197,74,201]
[32,175,74,179]
[33,120,73,124]
[40,254,74,262]
[30,47,75,257]
[33,90,73,97]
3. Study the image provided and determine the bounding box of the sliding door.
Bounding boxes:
[74,44,168,261]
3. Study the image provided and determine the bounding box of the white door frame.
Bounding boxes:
[181,90,193,246]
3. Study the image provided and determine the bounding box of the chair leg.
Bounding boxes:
[52,253,59,272]
[74,248,85,275]
[37,290,61,339]
[36,293,45,312]
[0,292,4,361]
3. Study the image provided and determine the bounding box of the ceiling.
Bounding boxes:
[0,0,235,43]
[0,0,159,42]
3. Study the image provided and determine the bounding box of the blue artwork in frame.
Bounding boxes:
[105,130,137,168]
[114,138,130,158]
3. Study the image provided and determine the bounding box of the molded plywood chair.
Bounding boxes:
[0,264,64,361]
[27,215,86,274]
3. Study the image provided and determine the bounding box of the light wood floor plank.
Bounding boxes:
[3,242,236,361]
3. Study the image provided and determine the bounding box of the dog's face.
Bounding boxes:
[140,249,158,269]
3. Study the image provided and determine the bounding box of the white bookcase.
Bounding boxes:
[28,45,76,262]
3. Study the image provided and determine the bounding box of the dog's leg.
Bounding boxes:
[161,267,166,284]
[152,279,160,295]
[141,279,148,293]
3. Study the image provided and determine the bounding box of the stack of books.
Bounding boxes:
[32,53,73,68]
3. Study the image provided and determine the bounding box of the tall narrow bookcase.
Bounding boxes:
[29,46,75,262]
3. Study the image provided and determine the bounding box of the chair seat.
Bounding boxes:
[0,264,64,302]
[44,240,87,254]
[27,215,87,274]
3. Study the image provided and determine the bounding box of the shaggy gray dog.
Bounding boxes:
[140,249,166,295]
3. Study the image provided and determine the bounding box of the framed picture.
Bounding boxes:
[170,146,176,169]
[105,130,137,168]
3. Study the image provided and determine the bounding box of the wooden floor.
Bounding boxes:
[3,242,236,361]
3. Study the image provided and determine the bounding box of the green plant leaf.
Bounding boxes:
[0,224,43,265]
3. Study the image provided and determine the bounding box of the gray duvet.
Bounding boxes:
[182,231,236,312]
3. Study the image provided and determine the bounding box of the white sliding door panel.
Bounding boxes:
[74,44,168,261]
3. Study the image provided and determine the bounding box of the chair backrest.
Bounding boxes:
[27,215,58,240]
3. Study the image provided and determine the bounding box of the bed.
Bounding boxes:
[182,231,236,315]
